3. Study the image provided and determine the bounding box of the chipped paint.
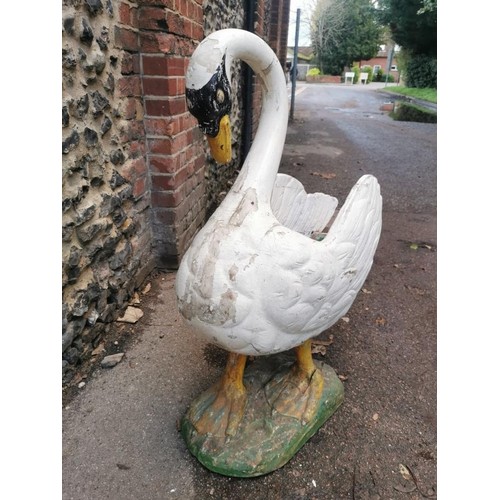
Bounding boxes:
[229,264,238,281]
[229,188,257,226]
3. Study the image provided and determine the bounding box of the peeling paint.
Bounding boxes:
[178,287,237,326]
[229,188,257,226]
[229,264,238,281]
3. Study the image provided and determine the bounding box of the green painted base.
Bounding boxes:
[181,354,344,477]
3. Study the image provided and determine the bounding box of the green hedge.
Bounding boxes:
[373,68,395,83]
[405,54,437,88]
[307,67,321,77]
[360,65,373,83]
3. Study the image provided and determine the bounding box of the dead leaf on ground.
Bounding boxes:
[394,483,417,493]
[405,284,426,296]
[397,463,437,498]
[311,344,326,355]
[402,240,435,251]
[312,334,334,346]
[311,171,337,179]
[91,343,106,357]
[375,316,386,326]
[142,283,151,294]
[399,463,412,481]
[311,335,334,356]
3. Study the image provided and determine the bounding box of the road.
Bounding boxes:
[62,82,437,499]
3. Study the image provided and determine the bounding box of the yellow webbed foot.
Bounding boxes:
[188,379,247,438]
[264,340,325,424]
[186,353,247,438]
[264,362,324,424]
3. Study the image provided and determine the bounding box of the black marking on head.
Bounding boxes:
[186,55,232,137]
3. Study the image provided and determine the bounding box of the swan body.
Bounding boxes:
[175,29,382,357]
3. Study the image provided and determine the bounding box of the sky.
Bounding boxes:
[288,0,313,46]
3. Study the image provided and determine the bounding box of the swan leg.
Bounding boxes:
[187,352,247,438]
[265,340,324,424]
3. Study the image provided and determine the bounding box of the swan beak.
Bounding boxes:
[207,115,232,164]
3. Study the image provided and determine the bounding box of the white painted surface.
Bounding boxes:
[176,29,382,356]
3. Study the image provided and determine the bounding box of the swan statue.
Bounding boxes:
[175,29,382,476]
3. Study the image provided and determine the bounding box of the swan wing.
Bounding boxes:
[271,173,338,237]
[262,175,382,345]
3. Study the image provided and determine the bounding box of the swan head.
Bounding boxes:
[186,51,232,165]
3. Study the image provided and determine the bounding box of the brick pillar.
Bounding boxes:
[137,1,207,268]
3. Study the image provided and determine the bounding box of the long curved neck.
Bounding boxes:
[207,29,289,204]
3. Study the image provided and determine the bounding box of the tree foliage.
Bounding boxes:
[310,0,383,75]
[377,0,437,87]
[404,53,437,87]
[378,0,437,57]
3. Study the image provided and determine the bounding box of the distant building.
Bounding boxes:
[360,44,400,82]
[287,44,401,82]
[286,46,315,80]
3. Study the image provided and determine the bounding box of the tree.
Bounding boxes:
[310,0,347,74]
[377,0,437,87]
[310,0,383,75]
[378,0,436,57]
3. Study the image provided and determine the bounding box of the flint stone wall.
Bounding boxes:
[62,0,155,383]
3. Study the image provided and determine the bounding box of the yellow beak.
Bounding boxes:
[207,115,232,165]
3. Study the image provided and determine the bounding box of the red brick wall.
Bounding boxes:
[268,0,291,68]
[135,0,207,268]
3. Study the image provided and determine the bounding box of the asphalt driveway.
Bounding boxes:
[63,82,437,499]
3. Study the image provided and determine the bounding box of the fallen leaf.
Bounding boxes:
[410,243,419,250]
[91,343,106,357]
[311,171,337,179]
[375,316,386,326]
[405,285,426,296]
[311,335,334,346]
[311,344,326,355]
[142,283,151,294]
[393,483,417,493]
[399,463,412,481]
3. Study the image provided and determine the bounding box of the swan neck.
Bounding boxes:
[221,30,289,203]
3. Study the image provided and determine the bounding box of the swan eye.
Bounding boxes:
[216,89,225,103]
